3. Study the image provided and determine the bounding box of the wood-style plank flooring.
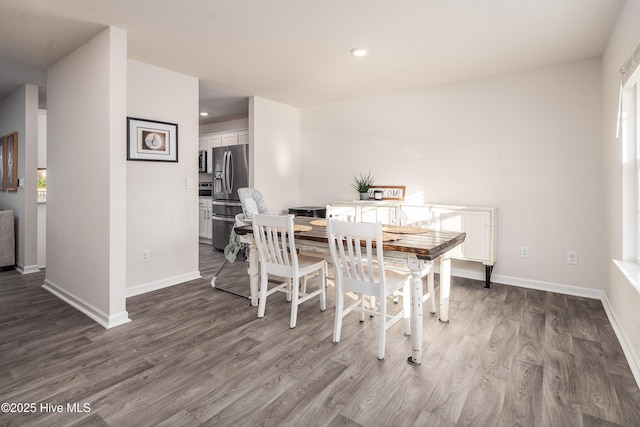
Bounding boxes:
[1,244,639,426]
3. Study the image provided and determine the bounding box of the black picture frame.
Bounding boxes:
[127,117,178,162]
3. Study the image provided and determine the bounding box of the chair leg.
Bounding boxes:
[428,268,436,314]
[319,264,327,311]
[257,269,268,318]
[286,278,292,302]
[378,297,386,360]
[333,290,344,343]
[359,295,366,322]
[290,277,300,328]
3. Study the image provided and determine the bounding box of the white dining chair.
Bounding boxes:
[328,218,413,360]
[252,213,327,328]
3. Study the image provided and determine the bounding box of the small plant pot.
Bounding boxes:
[360,192,370,200]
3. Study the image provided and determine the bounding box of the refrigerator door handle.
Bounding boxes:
[222,151,229,195]
[227,150,234,194]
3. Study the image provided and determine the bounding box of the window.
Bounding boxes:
[37,168,46,203]
[621,73,639,262]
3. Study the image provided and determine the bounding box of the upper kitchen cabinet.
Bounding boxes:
[221,132,238,146]
[198,134,221,173]
[199,129,248,173]
[238,130,249,145]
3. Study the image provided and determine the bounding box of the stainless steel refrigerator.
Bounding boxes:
[211,144,249,250]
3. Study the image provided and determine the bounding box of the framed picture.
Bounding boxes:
[127,117,178,162]
[0,136,4,191]
[4,132,18,191]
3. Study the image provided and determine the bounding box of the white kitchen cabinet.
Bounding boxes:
[199,198,212,241]
[199,129,248,173]
[199,134,222,173]
[330,201,498,287]
[238,129,249,145]
[221,132,239,146]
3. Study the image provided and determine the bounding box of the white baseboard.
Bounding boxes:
[126,270,201,297]
[449,266,640,389]
[490,273,605,300]
[600,292,640,389]
[16,263,41,274]
[42,279,130,329]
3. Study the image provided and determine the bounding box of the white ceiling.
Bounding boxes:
[0,0,624,124]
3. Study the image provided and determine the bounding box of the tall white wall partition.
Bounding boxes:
[250,96,301,215]
[0,84,39,273]
[44,27,129,328]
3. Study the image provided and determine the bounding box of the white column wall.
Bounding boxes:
[250,96,301,214]
[0,84,39,273]
[44,27,129,328]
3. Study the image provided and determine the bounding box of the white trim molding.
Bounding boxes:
[600,290,640,390]
[126,270,201,298]
[17,263,41,275]
[42,279,131,329]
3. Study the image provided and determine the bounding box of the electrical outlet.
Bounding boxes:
[520,246,529,258]
[567,251,578,265]
[141,249,150,263]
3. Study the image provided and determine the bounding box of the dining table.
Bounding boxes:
[232,216,466,365]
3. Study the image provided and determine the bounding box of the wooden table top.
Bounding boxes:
[234,216,466,261]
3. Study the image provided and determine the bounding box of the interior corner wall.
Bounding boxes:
[0,84,39,273]
[602,0,640,383]
[125,59,200,296]
[45,27,129,328]
[250,96,301,214]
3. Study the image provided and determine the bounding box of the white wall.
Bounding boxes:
[126,59,200,296]
[602,0,640,384]
[250,96,301,214]
[0,84,39,273]
[300,58,603,291]
[44,27,129,328]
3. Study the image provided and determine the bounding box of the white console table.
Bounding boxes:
[330,201,498,288]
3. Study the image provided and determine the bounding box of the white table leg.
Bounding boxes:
[407,256,430,365]
[439,255,451,322]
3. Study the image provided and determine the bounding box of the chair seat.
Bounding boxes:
[355,264,410,293]
[297,254,327,272]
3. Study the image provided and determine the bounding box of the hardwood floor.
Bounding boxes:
[1,244,639,426]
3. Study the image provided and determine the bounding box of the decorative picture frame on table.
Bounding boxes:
[127,117,178,162]
[368,185,406,201]
[4,132,18,191]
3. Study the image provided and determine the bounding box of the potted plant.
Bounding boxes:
[351,171,375,200]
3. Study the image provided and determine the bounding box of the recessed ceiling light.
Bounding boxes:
[200,112,209,116]
[351,48,367,57]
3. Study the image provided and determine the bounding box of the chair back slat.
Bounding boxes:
[328,219,386,295]
[253,214,297,274]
